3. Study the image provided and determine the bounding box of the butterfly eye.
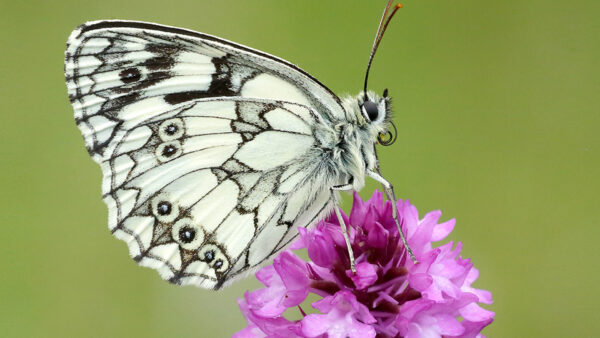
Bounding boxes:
[362,100,379,122]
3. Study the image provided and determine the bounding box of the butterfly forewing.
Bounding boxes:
[65,21,346,160]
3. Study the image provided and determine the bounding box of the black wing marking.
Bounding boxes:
[91,97,336,289]
[65,20,346,161]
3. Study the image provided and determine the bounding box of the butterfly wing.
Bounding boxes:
[65,20,345,161]
[100,98,334,289]
[65,21,343,289]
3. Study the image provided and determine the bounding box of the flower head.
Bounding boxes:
[235,191,494,337]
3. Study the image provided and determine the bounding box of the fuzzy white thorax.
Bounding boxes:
[313,91,393,191]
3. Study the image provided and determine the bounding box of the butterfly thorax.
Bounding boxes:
[321,92,392,190]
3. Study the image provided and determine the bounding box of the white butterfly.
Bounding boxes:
[64,1,415,289]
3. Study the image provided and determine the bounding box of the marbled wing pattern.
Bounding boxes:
[101,98,334,289]
[65,20,346,162]
[65,21,347,289]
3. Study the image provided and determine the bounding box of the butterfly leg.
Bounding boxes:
[367,170,418,263]
[330,184,357,273]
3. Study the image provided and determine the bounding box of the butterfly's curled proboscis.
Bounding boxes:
[64,0,415,289]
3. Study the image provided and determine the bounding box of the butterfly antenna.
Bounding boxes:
[363,1,403,99]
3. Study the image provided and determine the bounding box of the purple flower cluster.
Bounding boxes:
[234,191,494,337]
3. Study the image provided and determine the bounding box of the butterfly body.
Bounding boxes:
[65,20,398,289]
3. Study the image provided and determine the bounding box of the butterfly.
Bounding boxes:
[64,1,415,290]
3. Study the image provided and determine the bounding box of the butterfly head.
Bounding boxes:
[356,1,404,146]
[352,89,396,146]
[359,89,390,124]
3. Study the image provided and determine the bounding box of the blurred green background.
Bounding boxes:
[1,0,598,336]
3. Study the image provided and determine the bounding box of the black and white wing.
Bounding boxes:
[65,21,343,289]
[65,20,346,161]
[92,98,334,289]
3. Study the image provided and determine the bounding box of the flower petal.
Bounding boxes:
[235,298,302,337]
[366,221,389,249]
[408,273,433,290]
[459,303,495,322]
[435,314,465,336]
[349,191,368,225]
[301,227,338,268]
[347,262,379,289]
[303,291,376,338]
[432,218,455,242]
[274,251,310,307]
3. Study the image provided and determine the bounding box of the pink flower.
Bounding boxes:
[302,291,376,338]
[244,252,311,318]
[235,191,494,337]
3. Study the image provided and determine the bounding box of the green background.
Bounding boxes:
[1,0,598,336]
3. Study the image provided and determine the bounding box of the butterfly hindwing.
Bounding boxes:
[91,98,334,289]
